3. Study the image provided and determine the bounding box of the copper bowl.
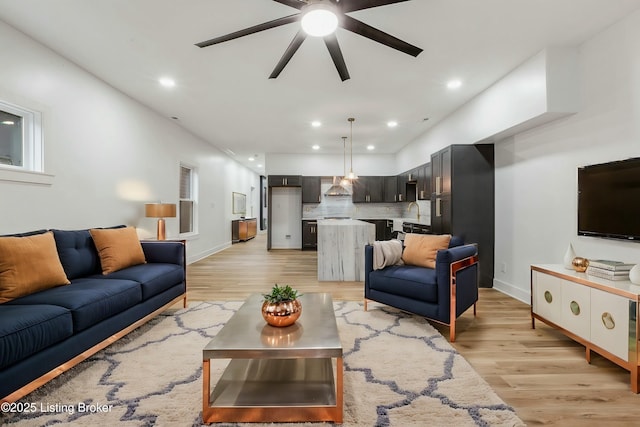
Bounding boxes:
[261,299,302,327]
[572,257,590,272]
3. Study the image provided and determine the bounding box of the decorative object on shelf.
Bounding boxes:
[563,243,576,270]
[261,284,302,327]
[145,203,176,240]
[572,257,589,272]
[586,259,634,281]
[630,264,640,285]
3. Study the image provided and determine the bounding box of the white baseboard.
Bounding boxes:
[186,242,231,265]
[492,278,530,305]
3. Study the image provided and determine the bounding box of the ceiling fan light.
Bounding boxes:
[301,4,338,37]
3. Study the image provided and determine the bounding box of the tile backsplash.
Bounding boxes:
[302,178,430,222]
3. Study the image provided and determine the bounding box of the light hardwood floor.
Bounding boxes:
[186,232,640,426]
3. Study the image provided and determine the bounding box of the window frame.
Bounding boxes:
[179,163,198,237]
[0,97,51,185]
[0,99,43,173]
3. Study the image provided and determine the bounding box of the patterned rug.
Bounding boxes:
[1,301,524,426]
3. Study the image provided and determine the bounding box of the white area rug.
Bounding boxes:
[0,301,524,426]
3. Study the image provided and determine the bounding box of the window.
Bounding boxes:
[179,165,196,234]
[0,100,43,172]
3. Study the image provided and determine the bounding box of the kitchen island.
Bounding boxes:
[317,219,376,281]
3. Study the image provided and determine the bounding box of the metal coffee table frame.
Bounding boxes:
[202,293,343,423]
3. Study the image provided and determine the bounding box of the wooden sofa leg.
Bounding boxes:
[364,299,368,311]
[473,302,477,316]
[450,319,456,342]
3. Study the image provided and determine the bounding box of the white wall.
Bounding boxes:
[0,21,259,263]
[393,11,640,303]
[266,153,399,176]
[493,10,640,301]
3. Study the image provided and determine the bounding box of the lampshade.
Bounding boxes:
[301,3,338,37]
[145,203,176,218]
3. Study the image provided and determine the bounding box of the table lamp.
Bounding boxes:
[145,203,176,240]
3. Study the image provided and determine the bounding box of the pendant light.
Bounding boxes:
[340,136,350,186]
[346,117,358,180]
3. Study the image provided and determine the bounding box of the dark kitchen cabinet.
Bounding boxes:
[362,219,394,241]
[302,220,318,250]
[302,176,322,203]
[431,144,494,287]
[396,172,416,202]
[383,176,398,202]
[268,175,302,187]
[352,176,384,203]
[417,163,431,200]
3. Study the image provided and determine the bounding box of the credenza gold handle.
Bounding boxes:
[601,312,615,330]
[544,290,553,304]
[570,301,580,316]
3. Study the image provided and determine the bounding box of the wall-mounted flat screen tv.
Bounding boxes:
[578,157,640,242]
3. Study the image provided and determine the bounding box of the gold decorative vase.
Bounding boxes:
[572,257,590,272]
[261,299,302,327]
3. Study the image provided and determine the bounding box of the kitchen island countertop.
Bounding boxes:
[317,219,375,281]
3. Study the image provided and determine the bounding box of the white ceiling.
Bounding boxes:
[1,0,639,174]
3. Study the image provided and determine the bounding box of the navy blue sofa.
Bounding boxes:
[364,236,479,341]
[0,228,186,402]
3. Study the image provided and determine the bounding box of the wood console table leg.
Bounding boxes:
[202,360,212,423]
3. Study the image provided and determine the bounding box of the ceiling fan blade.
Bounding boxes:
[196,14,300,48]
[341,0,410,13]
[341,15,422,57]
[272,0,305,10]
[324,34,350,81]
[269,30,307,79]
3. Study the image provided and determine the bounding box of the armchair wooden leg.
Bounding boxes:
[450,319,456,342]
[364,299,368,311]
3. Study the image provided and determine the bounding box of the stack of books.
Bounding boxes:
[586,259,634,281]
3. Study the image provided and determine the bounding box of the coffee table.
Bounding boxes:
[202,293,343,423]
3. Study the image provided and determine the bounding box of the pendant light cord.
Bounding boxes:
[348,117,355,177]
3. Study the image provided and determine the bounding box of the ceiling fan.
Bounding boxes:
[195,0,423,81]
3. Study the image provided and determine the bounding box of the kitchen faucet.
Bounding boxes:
[407,201,420,219]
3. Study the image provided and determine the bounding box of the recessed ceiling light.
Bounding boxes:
[367,145,375,151]
[248,157,255,161]
[311,121,322,128]
[159,77,176,88]
[257,164,263,168]
[447,79,462,90]
[1,121,15,125]
[312,145,320,150]
[387,121,398,128]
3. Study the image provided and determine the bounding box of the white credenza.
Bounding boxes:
[531,264,640,393]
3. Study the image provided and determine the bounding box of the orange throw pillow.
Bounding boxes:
[402,234,452,269]
[89,227,146,274]
[0,231,70,303]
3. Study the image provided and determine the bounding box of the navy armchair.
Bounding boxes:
[364,237,479,341]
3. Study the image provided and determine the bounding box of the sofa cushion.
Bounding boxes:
[52,229,102,280]
[89,227,146,274]
[368,265,438,303]
[104,263,185,300]
[0,232,71,303]
[6,278,142,332]
[402,234,451,269]
[0,304,73,370]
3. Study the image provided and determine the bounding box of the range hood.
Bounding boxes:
[325,177,351,196]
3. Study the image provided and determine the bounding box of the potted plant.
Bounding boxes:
[261,284,302,327]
